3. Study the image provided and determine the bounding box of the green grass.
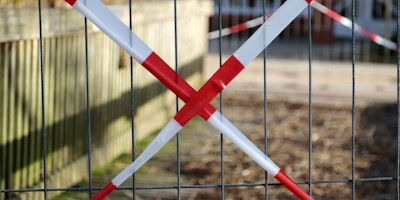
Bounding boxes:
[52,181,90,200]
[52,127,172,199]
[53,117,211,199]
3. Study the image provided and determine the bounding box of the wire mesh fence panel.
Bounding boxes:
[0,0,399,200]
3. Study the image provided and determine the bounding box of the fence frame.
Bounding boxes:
[1,0,399,199]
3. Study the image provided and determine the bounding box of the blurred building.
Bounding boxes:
[210,0,397,44]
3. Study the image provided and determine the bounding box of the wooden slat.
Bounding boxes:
[64,35,75,164]
[88,32,96,148]
[24,39,35,188]
[52,37,60,175]
[57,36,67,172]
[75,34,86,160]
[0,42,7,197]
[20,39,29,189]
[32,38,42,187]
[14,40,23,191]
[44,37,53,177]
[98,35,110,142]
[7,42,17,190]
[56,36,65,174]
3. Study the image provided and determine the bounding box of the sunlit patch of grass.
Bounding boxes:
[53,128,169,199]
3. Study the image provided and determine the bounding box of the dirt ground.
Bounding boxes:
[86,88,397,200]
[81,45,398,199]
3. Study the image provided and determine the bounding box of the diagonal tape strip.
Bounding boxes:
[209,0,397,51]
[173,0,311,126]
[208,13,273,40]
[310,0,397,51]
[66,0,313,199]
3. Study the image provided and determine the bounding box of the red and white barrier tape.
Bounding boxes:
[208,0,397,51]
[65,0,313,199]
[310,0,397,51]
[208,13,273,40]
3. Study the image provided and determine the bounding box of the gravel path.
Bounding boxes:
[95,89,397,199]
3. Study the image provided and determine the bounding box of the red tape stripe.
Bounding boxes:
[65,0,77,6]
[91,182,116,200]
[326,9,344,22]
[314,0,397,51]
[275,170,313,200]
[229,23,249,34]
[142,52,216,118]
[142,52,194,102]
[174,56,244,125]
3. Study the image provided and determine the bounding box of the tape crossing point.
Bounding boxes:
[66,0,314,199]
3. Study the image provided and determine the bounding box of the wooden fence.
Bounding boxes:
[0,1,213,199]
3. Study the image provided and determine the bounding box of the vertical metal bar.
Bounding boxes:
[0,116,2,199]
[351,0,356,199]
[397,0,400,199]
[128,0,136,199]
[307,3,313,198]
[0,152,1,200]
[262,0,268,199]
[217,0,225,198]
[84,14,93,198]
[37,0,47,198]
[173,0,182,198]
[0,42,3,200]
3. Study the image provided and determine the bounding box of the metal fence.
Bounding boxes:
[1,0,400,199]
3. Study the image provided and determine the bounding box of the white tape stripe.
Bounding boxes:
[111,119,182,186]
[233,0,308,67]
[244,16,265,29]
[209,29,231,39]
[378,37,398,50]
[340,17,353,29]
[208,15,271,40]
[74,0,153,63]
[309,0,326,13]
[208,31,219,39]
[207,112,280,176]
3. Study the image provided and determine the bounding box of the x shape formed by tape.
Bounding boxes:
[65,0,314,199]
